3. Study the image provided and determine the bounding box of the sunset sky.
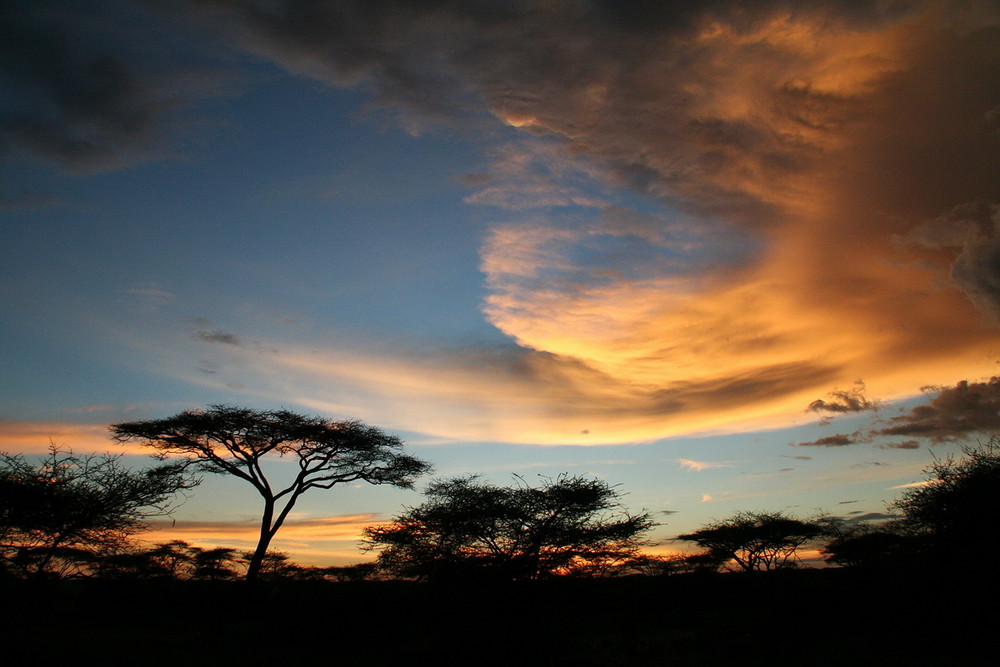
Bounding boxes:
[3,0,1000,566]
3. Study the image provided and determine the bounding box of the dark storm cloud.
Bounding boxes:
[796,379,1000,448]
[185,0,948,218]
[1,1,222,172]
[905,202,1000,323]
[876,378,1000,442]
[952,231,1000,324]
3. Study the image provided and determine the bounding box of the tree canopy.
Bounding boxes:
[363,474,654,581]
[677,510,822,573]
[111,405,432,582]
[0,446,193,577]
[892,436,1000,563]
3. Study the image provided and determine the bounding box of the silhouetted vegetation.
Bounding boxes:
[6,413,1000,663]
[821,525,916,569]
[111,405,432,582]
[893,436,1000,563]
[821,437,1000,570]
[0,446,194,578]
[363,474,653,580]
[677,510,822,572]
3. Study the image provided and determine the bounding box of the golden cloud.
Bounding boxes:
[106,1,1000,446]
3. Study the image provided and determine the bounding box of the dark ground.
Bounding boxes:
[0,568,994,666]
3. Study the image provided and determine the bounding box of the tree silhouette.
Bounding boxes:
[822,527,915,569]
[111,405,431,582]
[97,540,287,580]
[0,446,193,577]
[891,436,1000,565]
[363,474,653,581]
[677,510,821,572]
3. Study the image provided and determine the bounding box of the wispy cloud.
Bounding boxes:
[142,514,382,566]
[889,480,935,491]
[145,513,380,543]
[0,421,124,454]
[122,283,175,313]
[676,458,733,472]
[193,329,246,347]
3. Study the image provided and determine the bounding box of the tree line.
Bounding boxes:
[3,405,997,583]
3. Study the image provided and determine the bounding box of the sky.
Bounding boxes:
[3,0,1000,567]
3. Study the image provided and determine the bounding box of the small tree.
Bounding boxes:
[677,510,822,573]
[363,474,654,581]
[0,446,194,578]
[111,405,432,583]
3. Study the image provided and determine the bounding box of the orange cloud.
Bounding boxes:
[107,1,1000,447]
[0,421,131,455]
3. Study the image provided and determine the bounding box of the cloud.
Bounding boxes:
[794,377,1000,447]
[35,1,998,445]
[266,342,845,443]
[879,440,921,450]
[0,1,227,172]
[794,434,860,447]
[122,284,176,313]
[876,378,1000,442]
[142,514,382,565]
[903,201,1000,323]
[676,458,733,472]
[205,0,998,443]
[890,480,934,490]
[0,421,135,454]
[951,226,1000,324]
[194,329,246,347]
[145,513,379,543]
[808,381,878,415]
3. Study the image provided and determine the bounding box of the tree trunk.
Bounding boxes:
[246,499,276,583]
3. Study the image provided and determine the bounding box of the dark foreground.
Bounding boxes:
[0,568,993,666]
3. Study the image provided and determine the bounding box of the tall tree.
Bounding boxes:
[677,510,822,573]
[0,446,193,577]
[364,474,653,581]
[111,405,432,582]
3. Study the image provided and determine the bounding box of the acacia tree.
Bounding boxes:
[0,446,194,577]
[677,510,822,573]
[111,405,431,583]
[363,474,654,581]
